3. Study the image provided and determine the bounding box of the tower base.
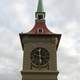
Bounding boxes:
[21,70,59,80]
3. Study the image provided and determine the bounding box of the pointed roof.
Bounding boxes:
[37,0,44,12]
[26,0,53,34]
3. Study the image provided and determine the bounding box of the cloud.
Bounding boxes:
[0,0,80,80]
[57,20,80,80]
[0,0,23,77]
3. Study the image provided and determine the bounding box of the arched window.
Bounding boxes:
[37,28,44,33]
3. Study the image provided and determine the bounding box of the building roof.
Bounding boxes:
[28,22,53,34]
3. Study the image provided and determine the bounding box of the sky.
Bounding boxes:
[0,0,80,80]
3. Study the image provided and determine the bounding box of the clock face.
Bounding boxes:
[31,47,49,66]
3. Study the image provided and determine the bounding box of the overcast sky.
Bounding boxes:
[0,0,80,80]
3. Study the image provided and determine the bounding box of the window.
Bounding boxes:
[37,28,43,33]
[39,29,42,32]
[38,15,43,20]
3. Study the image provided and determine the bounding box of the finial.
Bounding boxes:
[37,0,44,12]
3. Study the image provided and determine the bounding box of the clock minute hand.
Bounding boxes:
[38,49,42,64]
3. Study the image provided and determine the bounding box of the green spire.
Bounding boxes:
[37,0,44,12]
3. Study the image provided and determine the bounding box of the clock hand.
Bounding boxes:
[38,48,42,64]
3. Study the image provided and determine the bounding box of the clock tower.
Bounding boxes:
[19,0,61,80]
